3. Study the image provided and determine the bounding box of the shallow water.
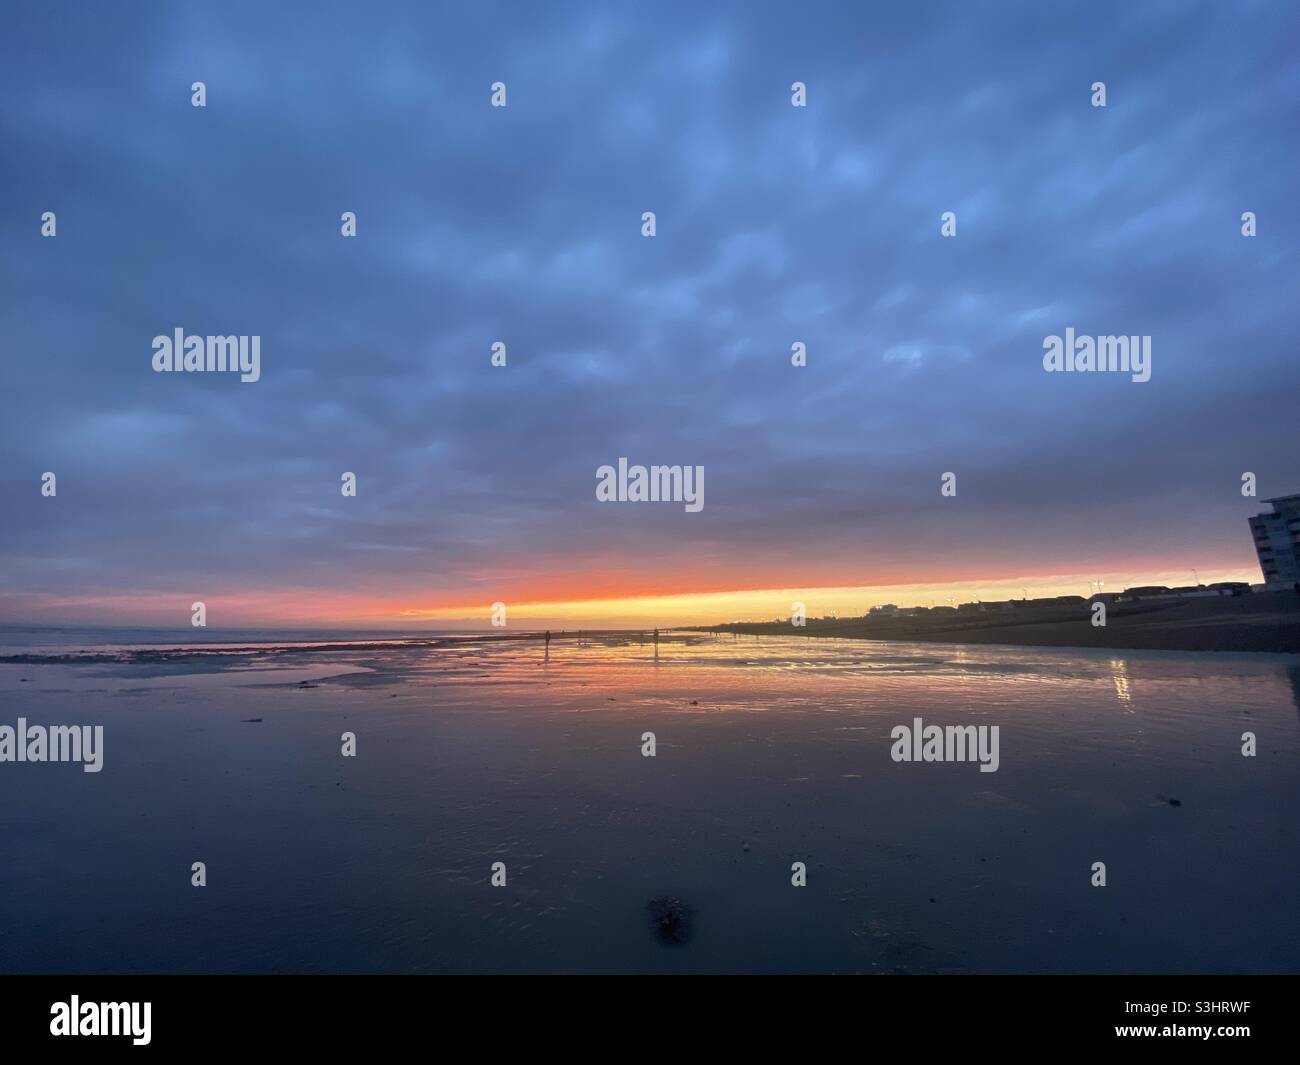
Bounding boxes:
[1,632,1298,973]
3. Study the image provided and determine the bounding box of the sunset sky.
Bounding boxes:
[1,1,1295,630]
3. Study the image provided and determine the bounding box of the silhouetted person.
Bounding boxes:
[654,628,659,658]
[544,630,551,659]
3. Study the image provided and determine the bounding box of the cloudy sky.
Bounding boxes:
[1,1,1296,628]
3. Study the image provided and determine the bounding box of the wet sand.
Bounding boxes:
[1,634,1298,974]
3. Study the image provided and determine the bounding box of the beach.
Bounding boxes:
[1,631,1298,974]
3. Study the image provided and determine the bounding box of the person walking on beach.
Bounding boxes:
[544,630,551,658]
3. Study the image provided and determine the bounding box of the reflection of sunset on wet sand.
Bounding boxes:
[3,632,1298,973]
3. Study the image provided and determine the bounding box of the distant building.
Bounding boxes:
[1124,585,1173,600]
[1250,495,1300,587]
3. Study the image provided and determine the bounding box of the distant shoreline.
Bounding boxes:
[695,590,1300,655]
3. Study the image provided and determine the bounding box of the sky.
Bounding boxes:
[1,1,1297,629]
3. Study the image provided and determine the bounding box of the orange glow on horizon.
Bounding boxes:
[3,562,1260,629]
[392,566,1261,626]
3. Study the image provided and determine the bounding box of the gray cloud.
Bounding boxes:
[1,0,1296,616]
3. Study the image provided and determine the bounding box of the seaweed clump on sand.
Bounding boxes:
[647,896,694,945]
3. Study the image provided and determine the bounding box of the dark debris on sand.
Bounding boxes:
[647,896,694,945]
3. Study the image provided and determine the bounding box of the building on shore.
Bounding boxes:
[1124,585,1173,600]
[1094,583,1250,604]
[1249,494,1300,588]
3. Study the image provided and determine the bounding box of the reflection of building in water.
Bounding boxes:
[1110,658,1133,708]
